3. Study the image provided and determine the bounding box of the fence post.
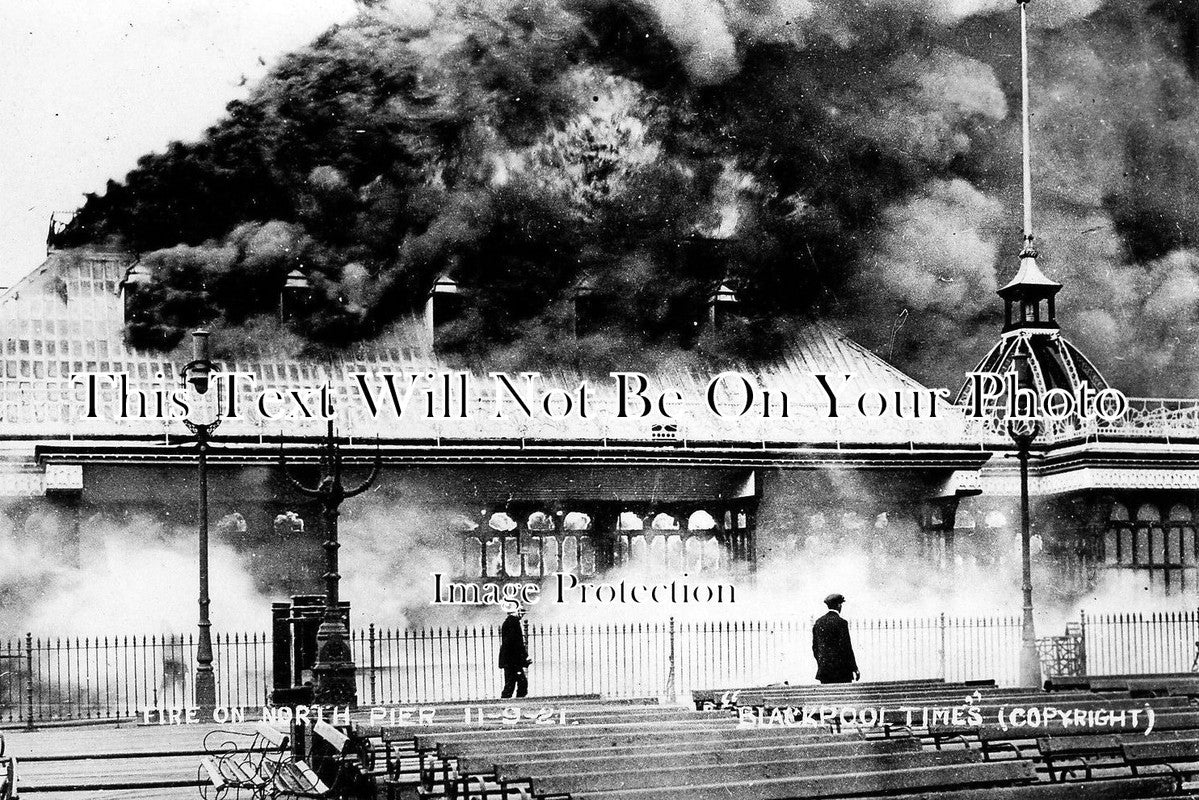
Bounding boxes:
[1079,609,1089,676]
[665,617,676,700]
[25,631,34,730]
[938,613,947,680]
[368,623,377,706]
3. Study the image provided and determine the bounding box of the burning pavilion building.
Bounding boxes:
[1,239,1199,603]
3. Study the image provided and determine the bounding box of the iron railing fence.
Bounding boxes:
[1,612,1195,722]
[0,632,270,723]
[1084,611,1199,675]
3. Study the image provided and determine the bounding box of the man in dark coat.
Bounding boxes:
[812,593,860,684]
[498,602,530,698]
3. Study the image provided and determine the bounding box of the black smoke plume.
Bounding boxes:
[54,0,1199,394]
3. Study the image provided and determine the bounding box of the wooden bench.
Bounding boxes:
[1037,733,1122,782]
[729,683,1007,708]
[416,716,740,746]
[928,708,1199,766]
[511,748,983,798]
[878,775,1180,800]
[420,729,857,795]
[469,738,919,798]
[691,678,954,708]
[434,724,844,759]
[567,759,1039,800]
[1048,673,1199,697]
[475,736,920,777]
[201,721,370,799]
[1122,737,1199,791]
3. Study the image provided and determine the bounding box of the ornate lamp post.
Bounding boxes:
[279,422,381,706]
[1008,408,1043,688]
[181,329,221,710]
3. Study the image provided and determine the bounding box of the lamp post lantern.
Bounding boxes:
[279,422,381,706]
[181,329,221,710]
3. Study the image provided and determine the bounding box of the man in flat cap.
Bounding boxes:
[812,593,860,684]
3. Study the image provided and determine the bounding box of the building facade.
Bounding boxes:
[2,248,1199,604]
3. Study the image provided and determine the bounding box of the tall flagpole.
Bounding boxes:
[1019,0,1035,257]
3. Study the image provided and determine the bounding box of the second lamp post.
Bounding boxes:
[182,329,221,711]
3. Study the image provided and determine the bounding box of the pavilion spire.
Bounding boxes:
[995,0,1060,335]
[956,0,1112,408]
[1018,0,1035,258]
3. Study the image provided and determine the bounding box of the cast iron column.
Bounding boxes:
[1009,418,1042,688]
[279,422,381,706]
[182,330,221,711]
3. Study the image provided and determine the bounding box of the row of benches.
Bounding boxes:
[706,677,1199,795]
[43,680,1169,800]
[358,677,1199,800]
[366,686,1152,799]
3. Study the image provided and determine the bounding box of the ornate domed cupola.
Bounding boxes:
[957,0,1109,414]
[960,251,1109,408]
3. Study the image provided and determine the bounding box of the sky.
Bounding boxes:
[0,0,359,288]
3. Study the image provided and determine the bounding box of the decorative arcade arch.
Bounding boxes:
[458,501,756,580]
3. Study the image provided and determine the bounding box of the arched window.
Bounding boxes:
[1136,504,1161,523]
[1169,504,1192,522]
[1109,502,1130,521]
[563,512,592,530]
[1135,505,1161,565]
[651,513,680,531]
[618,512,645,530]
[687,510,717,531]
[488,512,517,531]
[527,511,555,531]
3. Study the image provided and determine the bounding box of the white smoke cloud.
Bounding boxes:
[1,513,270,636]
[339,499,464,628]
